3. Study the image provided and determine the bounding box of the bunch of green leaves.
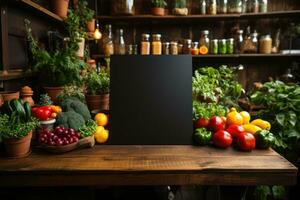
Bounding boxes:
[39,94,53,106]
[79,119,97,138]
[57,85,86,103]
[83,67,110,95]
[77,0,95,23]
[151,0,168,8]
[25,19,85,87]
[193,101,227,120]
[0,114,39,140]
[250,81,300,159]
[174,0,187,8]
[193,66,243,108]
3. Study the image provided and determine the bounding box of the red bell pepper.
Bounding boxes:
[31,106,52,121]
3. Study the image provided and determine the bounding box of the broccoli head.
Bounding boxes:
[60,97,91,122]
[56,111,85,131]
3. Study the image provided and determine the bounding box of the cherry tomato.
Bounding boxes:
[195,118,209,128]
[213,130,232,148]
[209,116,225,132]
[226,124,245,138]
[237,132,256,151]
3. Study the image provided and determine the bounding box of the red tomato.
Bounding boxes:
[237,132,256,151]
[213,130,232,148]
[32,107,52,121]
[208,116,225,132]
[226,124,245,138]
[195,118,209,128]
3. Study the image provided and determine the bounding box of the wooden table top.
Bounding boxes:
[0,145,297,186]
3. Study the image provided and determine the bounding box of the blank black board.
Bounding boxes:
[110,55,193,145]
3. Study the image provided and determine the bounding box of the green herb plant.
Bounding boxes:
[39,94,53,106]
[84,67,110,96]
[57,85,86,103]
[151,0,168,8]
[174,0,187,8]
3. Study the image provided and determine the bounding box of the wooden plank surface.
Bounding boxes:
[0,145,297,186]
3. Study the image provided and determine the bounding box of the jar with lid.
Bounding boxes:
[140,34,150,55]
[178,43,184,54]
[126,44,138,55]
[183,39,192,54]
[191,42,199,55]
[102,24,114,56]
[207,0,217,15]
[235,30,244,53]
[251,31,259,52]
[170,41,178,55]
[247,0,259,13]
[218,0,228,14]
[226,38,234,54]
[112,0,135,15]
[199,30,210,50]
[259,35,272,54]
[210,39,218,54]
[218,39,227,54]
[162,42,170,55]
[114,29,126,55]
[259,0,268,13]
[152,34,162,55]
[199,0,206,14]
[228,0,242,13]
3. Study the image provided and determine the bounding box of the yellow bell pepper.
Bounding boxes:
[243,124,262,135]
[251,119,271,130]
[226,108,244,126]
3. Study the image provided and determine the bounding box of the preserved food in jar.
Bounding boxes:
[210,39,218,54]
[112,0,135,15]
[199,30,210,50]
[183,39,192,54]
[191,42,199,55]
[162,42,170,55]
[235,30,244,53]
[207,0,217,15]
[140,34,150,55]
[152,34,162,55]
[114,29,126,55]
[218,0,228,14]
[259,0,268,13]
[178,43,183,54]
[247,0,259,13]
[170,41,178,55]
[200,0,206,14]
[228,0,242,13]
[218,39,227,54]
[226,38,234,54]
[259,35,272,54]
[102,24,114,56]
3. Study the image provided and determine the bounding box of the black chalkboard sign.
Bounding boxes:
[109,55,193,145]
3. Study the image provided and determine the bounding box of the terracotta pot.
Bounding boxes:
[75,38,85,58]
[3,131,32,158]
[0,91,20,102]
[86,94,109,111]
[151,7,165,16]
[51,0,69,18]
[44,86,64,104]
[20,86,34,107]
[86,18,95,32]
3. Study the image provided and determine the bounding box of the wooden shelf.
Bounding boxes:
[99,10,300,23]
[0,70,26,81]
[17,0,63,22]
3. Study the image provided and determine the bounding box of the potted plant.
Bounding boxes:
[0,99,39,158]
[84,68,110,111]
[25,20,85,103]
[151,0,168,16]
[51,0,70,18]
[77,0,96,32]
[173,0,188,16]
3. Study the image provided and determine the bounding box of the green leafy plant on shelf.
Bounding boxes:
[77,0,95,25]
[151,0,168,8]
[174,0,187,8]
[57,85,86,103]
[25,19,85,87]
[83,68,110,96]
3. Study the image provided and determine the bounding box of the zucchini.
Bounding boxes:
[23,102,32,120]
[1,101,13,115]
[11,99,26,120]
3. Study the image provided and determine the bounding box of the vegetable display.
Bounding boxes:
[194,128,212,145]
[79,120,98,138]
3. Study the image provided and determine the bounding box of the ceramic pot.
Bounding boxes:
[86,94,109,111]
[75,38,85,58]
[20,86,34,107]
[51,0,69,18]
[0,91,20,102]
[86,18,95,32]
[151,7,165,16]
[3,131,32,158]
[44,86,63,104]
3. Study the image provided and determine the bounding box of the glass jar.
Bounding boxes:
[259,0,268,13]
[207,0,217,15]
[152,34,162,55]
[183,39,192,54]
[199,30,210,50]
[228,0,242,13]
[170,41,178,55]
[178,43,183,54]
[218,39,227,54]
[226,38,234,54]
[259,35,272,54]
[114,29,126,55]
[200,0,206,14]
[162,42,170,55]
[140,34,150,55]
[191,42,199,55]
[127,44,138,55]
[112,0,135,15]
[218,0,228,14]
[235,30,244,53]
[102,24,114,56]
[251,31,259,52]
[210,39,218,54]
[241,0,247,13]
[247,0,259,13]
